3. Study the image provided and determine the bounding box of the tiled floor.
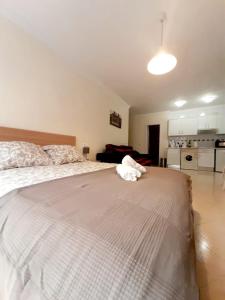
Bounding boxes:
[183,170,225,300]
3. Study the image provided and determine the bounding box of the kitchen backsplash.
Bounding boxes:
[169,134,225,148]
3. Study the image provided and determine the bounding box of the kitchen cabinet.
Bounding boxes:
[168,118,198,136]
[198,149,215,170]
[198,115,217,130]
[215,149,225,172]
[182,118,198,135]
[168,119,179,136]
[217,115,225,134]
[167,148,180,166]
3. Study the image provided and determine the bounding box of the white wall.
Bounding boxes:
[129,111,169,159]
[0,16,129,160]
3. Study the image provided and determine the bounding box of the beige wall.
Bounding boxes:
[129,111,169,159]
[0,17,129,160]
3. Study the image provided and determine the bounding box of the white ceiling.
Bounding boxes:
[1,0,225,114]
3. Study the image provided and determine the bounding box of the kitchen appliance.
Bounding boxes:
[215,139,225,148]
[181,149,198,170]
[215,149,225,172]
[197,129,217,134]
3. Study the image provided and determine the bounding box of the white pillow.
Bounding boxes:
[42,145,85,165]
[0,141,52,171]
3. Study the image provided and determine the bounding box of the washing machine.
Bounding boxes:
[181,148,198,170]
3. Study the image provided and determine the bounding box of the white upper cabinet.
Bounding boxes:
[182,118,198,135]
[168,119,179,136]
[198,115,217,130]
[168,118,198,136]
[168,105,225,136]
[217,115,225,134]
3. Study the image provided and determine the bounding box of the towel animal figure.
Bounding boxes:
[116,155,147,181]
[122,155,146,174]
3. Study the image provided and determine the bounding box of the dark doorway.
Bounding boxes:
[148,125,160,166]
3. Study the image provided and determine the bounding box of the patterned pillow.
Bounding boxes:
[42,145,85,165]
[0,141,53,171]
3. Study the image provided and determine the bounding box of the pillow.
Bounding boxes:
[42,145,85,165]
[0,141,52,171]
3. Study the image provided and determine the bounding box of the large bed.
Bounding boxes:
[0,127,199,300]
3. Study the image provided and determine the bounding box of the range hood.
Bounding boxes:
[197,129,218,134]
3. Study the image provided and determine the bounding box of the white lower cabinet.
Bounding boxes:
[215,149,225,172]
[167,148,180,166]
[198,149,215,170]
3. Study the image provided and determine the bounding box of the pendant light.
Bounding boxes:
[147,16,177,75]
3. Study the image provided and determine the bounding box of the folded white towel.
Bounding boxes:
[116,164,141,182]
[122,155,146,174]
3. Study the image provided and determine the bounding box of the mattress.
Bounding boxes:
[0,162,199,300]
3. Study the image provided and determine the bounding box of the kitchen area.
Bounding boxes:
[167,105,225,172]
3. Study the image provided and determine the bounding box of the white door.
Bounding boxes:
[216,149,225,172]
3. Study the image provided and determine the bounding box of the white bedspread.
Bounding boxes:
[0,161,115,198]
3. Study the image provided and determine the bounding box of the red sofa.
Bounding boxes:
[96,144,152,166]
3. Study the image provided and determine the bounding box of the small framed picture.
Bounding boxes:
[110,112,122,128]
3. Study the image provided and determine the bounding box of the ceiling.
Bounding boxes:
[1,0,225,114]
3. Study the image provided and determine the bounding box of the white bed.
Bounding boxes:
[0,127,198,300]
[0,161,115,198]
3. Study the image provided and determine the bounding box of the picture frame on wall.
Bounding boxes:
[110,112,122,128]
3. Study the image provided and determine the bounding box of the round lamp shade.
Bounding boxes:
[147,51,177,75]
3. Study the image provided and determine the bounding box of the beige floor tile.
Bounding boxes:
[181,170,225,299]
[200,277,225,300]
[195,248,225,287]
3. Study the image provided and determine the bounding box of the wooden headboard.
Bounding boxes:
[0,126,76,146]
